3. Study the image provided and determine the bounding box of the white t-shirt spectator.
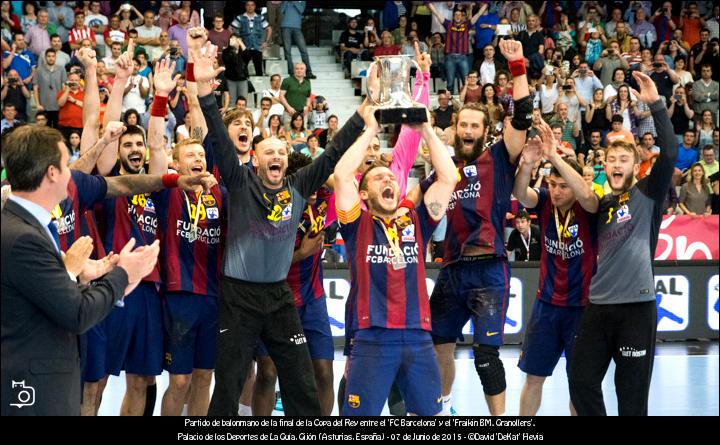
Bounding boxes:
[539,84,559,114]
[102,56,119,72]
[136,25,162,60]
[85,14,108,51]
[262,87,286,119]
[106,29,126,44]
[122,76,150,113]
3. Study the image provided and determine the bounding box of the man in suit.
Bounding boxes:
[1,125,161,416]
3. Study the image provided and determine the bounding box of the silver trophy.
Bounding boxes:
[367,55,426,125]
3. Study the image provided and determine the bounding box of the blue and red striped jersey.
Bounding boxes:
[287,188,331,307]
[52,170,107,258]
[340,203,437,332]
[421,140,516,265]
[98,168,161,283]
[531,188,599,307]
[154,183,226,297]
[444,19,471,55]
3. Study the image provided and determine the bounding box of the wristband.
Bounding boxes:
[186,62,195,82]
[399,198,415,211]
[151,95,169,117]
[162,173,180,189]
[508,59,527,78]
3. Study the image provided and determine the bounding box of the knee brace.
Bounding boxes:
[473,344,506,396]
[511,95,534,131]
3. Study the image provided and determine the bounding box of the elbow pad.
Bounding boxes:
[510,95,533,131]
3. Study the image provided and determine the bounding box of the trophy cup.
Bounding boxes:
[367,55,427,125]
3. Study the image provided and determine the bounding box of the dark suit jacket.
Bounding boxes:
[1,200,128,416]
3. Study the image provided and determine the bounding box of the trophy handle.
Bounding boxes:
[366,60,381,105]
[410,59,423,103]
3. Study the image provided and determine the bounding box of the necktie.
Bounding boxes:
[47,221,60,252]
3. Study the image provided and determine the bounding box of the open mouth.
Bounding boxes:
[381,186,394,201]
[128,153,143,167]
[365,156,376,166]
[611,172,623,180]
[190,165,204,174]
[268,163,282,174]
[462,138,475,150]
[238,134,249,144]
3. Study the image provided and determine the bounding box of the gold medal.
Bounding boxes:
[184,191,203,243]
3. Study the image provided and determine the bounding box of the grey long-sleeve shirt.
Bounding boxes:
[199,94,363,283]
[589,98,678,304]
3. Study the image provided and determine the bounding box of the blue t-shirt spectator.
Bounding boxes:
[675,144,699,171]
[474,13,500,49]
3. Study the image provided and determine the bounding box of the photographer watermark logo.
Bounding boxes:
[10,380,35,408]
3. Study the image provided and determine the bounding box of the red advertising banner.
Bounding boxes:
[655,215,719,260]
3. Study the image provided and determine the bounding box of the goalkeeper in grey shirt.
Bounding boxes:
[566,71,678,416]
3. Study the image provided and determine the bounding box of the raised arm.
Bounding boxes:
[333,107,380,212]
[96,40,136,175]
[77,47,100,154]
[148,57,177,175]
[391,41,431,199]
[538,119,599,213]
[513,138,542,209]
[185,27,209,141]
[498,39,530,163]
[192,41,245,187]
[420,113,458,221]
[630,71,678,203]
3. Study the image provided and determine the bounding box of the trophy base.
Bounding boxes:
[375,107,427,125]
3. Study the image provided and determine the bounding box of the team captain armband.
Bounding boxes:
[511,95,534,131]
[186,62,195,82]
[337,202,361,224]
[151,95,169,117]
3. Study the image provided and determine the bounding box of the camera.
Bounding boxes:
[169,47,178,55]
[579,68,587,75]
[607,49,614,55]
[673,94,682,101]
[652,62,663,69]
[10,380,35,408]
[7,77,19,85]
[563,85,572,91]
[66,81,78,88]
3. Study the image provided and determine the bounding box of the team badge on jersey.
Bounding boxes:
[616,205,631,223]
[144,198,155,213]
[282,204,293,221]
[463,165,478,178]
[277,189,292,206]
[202,194,216,206]
[567,223,578,238]
[347,394,361,409]
[206,207,219,220]
[401,224,416,242]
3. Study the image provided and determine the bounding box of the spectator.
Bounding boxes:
[261,112,285,139]
[708,6,719,40]
[433,89,458,130]
[505,210,541,262]
[611,21,633,53]
[102,41,123,75]
[168,74,188,125]
[496,69,514,115]
[135,10,162,61]
[590,148,607,188]
[696,110,715,148]
[679,163,712,215]
[19,0,37,34]
[400,30,427,56]
[24,8,51,59]
[632,8,657,48]
[460,71,481,104]
[650,55,680,103]
[621,36,643,66]
[0,102,20,133]
[66,129,81,163]
[121,58,149,114]
[1,69,30,121]
[584,29,605,66]
[473,44,504,86]
[605,114,635,145]
[583,165,605,197]
[84,1,108,57]
[652,2,679,45]
[39,34,69,70]
[584,89,610,142]
[373,30,400,56]
[231,1,271,77]
[672,56,694,91]
[473,3,499,60]
[363,17,381,58]
[68,11,95,51]
[556,78,581,125]
[222,35,249,107]
[95,60,114,92]
[33,48,66,128]
[606,84,639,137]
[307,96,329,134]
[253,96,273,130]
[56,71,84,139]
[266,1,283,45]
[156,2,175,33]
[692,64,719,123]
[429,1,453,36]
[699,145,719,181]
[635,99,657,139]
[669,85,695,143]
[676,129,700,174]
[383,0,407,31]
[679,2,705,47]
[123,108,142,128]
[637,132,661,179]
[173,1,201,28]
[115,4,143,32]
[429,32,445,80]
[658,39,688,69]
[478,82,502,129]
[339,17,368,78]
[593,40,630,86]
[46,1,74,42]
[507,7,527,35]
[103,14,128,49]
[581,129,605,164]
[169,10,191,57]
[208,14,232,54]
[167,39,186,77]
[261,73,286,119]
[300,133,324,159]
[571,61,602,115]
[281,2,315,79]
[553,13,577,55]
[517,14,545,75]
[2,33,36,86]
[279,62,312,129]
[552,105,579,152]
[428,3,476,94]
[391,14,408,45]
[539,68,560,121]
[287,111,309,147]
[317,114,337,148]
